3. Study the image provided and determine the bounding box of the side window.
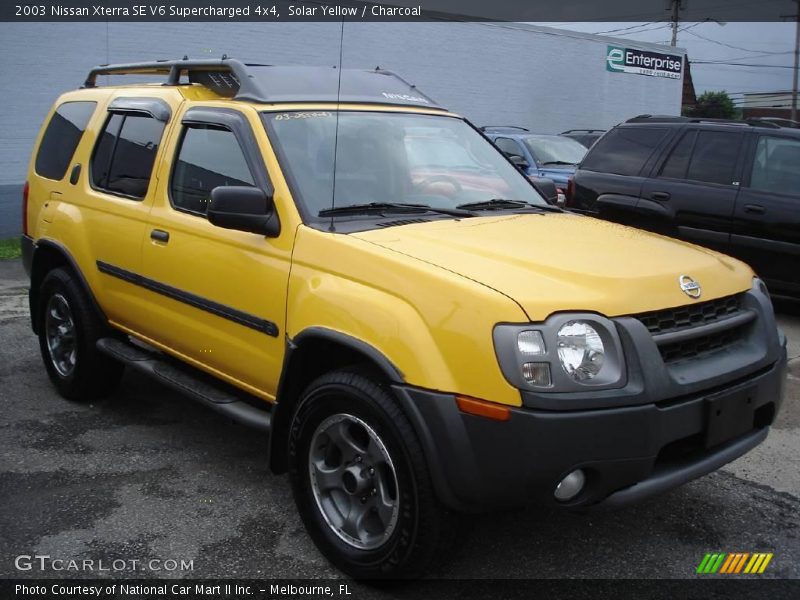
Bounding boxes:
[659,130,696,179]
[494,137,523,157]
[171,125,255,216]
[581,127,668,176]
[35,101,97,180]
[91,112,165,199]
[685,131,741,186]
[749,136,800,196]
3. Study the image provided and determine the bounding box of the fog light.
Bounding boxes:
[554,469,585,502]
[522,362,551,386]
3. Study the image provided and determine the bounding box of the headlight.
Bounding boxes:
[493,314,625,392]
[557,321,605,381]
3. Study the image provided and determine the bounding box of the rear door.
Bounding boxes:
[732,132,800,293]
[640,128,745,254]
[81,95,177,329]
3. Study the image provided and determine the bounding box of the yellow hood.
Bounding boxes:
[353,213,753,321]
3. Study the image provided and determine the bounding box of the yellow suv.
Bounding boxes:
[22,58,787,578]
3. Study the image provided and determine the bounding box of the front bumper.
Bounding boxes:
[393,346,786,512]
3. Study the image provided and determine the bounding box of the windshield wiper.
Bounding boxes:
[456,199,562,212]
[318,202,473,218]
[541,160,576,166]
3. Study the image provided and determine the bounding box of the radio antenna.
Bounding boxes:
[328,17,345,232]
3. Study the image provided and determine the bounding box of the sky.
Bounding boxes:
[538,21,797,107]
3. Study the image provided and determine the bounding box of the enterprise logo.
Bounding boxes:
[606,45,683,79]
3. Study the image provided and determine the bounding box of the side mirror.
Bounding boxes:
[208,186,280,237]
[528,176,558,205]
[508,154,530,169]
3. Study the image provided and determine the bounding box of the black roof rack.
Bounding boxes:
[560,129,605,134]
[625,114,781,128]
[83,57,443,109]
[480,125,530,132]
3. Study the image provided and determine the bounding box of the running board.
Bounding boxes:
[97,337,272,432]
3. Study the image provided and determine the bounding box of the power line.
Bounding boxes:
[683,28,787,53]
[691,60,794,68]
[594,21,667,35]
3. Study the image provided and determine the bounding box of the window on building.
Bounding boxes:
[750,135,800,195]
[170,125,255,216]
[35,101,97,180]
[581,127,668,176]
[91,112,165,199]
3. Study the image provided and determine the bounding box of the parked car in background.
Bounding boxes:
[482,126,587,204]
[747,117,800,129]
[568,115,800,297]
[560,128,606,148]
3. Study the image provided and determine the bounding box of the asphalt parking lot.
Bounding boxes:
[1,257,798,585]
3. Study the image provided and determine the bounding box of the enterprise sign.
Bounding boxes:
[606,46,683,79]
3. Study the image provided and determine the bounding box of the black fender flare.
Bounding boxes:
[29,239,107,334]
[267,327,404,473]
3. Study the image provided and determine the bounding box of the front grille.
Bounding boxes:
[635,294,743,336]
[632,293,748,364]
[658,324,748,364]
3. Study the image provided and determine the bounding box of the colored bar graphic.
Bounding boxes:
[712,554,726,573]
[734,553,750,573]
[719,554,736,574]
[697,553,712,574]
[698,552,773,575]
[758,553,773,574]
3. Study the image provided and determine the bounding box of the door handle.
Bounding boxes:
[150,229,170,243]
[651,191,671,201]
[69,164,81,185]
[743,204,765,215]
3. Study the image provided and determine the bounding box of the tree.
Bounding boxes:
[682,91,740,119]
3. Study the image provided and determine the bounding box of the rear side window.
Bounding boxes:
[750,135,800,195]
[581,127,668,176]
[685,131,741,186]
[659,130,696,179]
[35,101,97,180]
[494,137,523,157]
[170,125,255,216]
[91,112,166,199]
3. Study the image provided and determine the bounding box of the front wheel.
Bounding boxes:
[288,369,455,579]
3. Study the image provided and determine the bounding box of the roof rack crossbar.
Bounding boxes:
[83,58,257,89]
[625,114,782,128]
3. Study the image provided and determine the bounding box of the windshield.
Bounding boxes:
[263,111,547,223]
[523,135,587,166]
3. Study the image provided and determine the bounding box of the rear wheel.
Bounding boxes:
[288,368,455,579]
[37,268,124,400]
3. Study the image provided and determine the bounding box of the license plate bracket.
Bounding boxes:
[705,385,757,448]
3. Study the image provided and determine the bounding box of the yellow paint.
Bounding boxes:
[26,82,755,408]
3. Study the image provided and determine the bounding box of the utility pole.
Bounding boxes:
[668,0,686,47]
[793,1,800,121]
[781,1,799,122]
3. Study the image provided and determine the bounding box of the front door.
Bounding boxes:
[136,106,293,401]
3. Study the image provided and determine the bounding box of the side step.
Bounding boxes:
[97,337,272,432]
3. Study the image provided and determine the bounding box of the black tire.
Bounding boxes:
[37,267,124,401]
[288,368,455,579]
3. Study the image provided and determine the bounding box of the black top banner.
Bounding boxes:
[2,0,798,22]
